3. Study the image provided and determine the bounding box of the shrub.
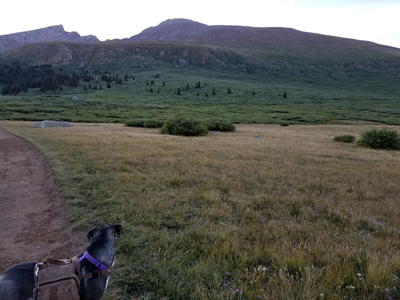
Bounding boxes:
[333,134,356,143]
[125,120,145,127]
[356,127,400,150]
[125,119,164,128]
[206,118,236,132]
[280,123,290,127]
[160,116,208,136]
[143,120,164,128]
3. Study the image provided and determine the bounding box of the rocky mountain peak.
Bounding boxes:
[129,18,208,42]
[0,25,99,53]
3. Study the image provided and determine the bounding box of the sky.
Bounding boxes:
[0,0,399,48]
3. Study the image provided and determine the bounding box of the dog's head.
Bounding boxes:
[87,224,122,241]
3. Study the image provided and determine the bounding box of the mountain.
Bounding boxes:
[0,19,399,125]
[1,19,400,81]
[129,18,400,53]
[0,25,99,54]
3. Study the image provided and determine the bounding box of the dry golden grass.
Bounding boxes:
[2,121,400,300]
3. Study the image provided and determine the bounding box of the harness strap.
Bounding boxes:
[79,252,110,278]
[34,264,40,300]
[79,252,108,270]
[83,269,109,278]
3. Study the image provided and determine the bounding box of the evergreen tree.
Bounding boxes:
[186,83,190,91]
[176,88,181,95]
[227,87,232,94]
[107,83,111,88]
[212,87,216,95]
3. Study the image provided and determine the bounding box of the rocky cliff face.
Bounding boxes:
[0,25,99,53]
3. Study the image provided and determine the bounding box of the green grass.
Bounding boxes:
[2,121,400,299]
[0,65,399,126]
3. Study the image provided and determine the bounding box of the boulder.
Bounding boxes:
[33,120,73,128]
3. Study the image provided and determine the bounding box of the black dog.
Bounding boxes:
[0,224,122,300]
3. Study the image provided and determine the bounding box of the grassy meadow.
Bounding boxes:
[2,121,400,299]
[1,66,400,126]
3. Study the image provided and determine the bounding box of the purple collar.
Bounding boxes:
[79,252,108,270]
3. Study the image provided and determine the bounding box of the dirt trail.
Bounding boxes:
[0,126,85,273]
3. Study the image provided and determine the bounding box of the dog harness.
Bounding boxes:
[79,252,110,278]
[33,253,110,300]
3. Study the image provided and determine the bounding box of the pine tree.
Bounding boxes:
[212,87,216,95]
[227,87,232,94]
[176,88,181,95]
[107,83,111,88]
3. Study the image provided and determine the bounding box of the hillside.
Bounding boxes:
[0,25,99,54]
[129,19,400,53]
[0,19,399,125]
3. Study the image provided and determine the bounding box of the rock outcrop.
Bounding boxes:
[33,120,73,128]
[0,25,99,53]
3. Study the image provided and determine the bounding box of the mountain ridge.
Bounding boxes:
[0,18,399,77]
[128,18,400,54]
[0,25,99,54]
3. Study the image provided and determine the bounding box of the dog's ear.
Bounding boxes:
[87,226,97,241]
[111,224,122,235]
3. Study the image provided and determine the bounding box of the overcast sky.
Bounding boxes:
[0,0,399,48]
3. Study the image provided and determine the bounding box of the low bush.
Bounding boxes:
[333,134,356,143]
[125,120,145,127]
[143,120,164,128]
[125,119,164,128]
[160,116,208,136]
[356,127,400,150]
[206,118,236,132]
